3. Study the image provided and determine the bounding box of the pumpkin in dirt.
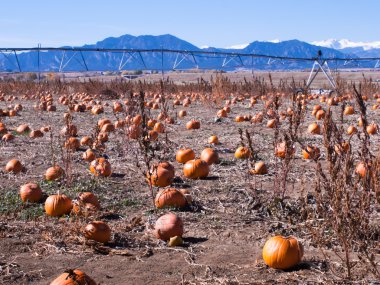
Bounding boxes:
[307,122,321,134]
[275,142,295,159]
[183,159,209,179]
[45,166,64,181]
[301,145,320,160]
[19,183,42,203]
[176,149,195,164]
[208,135,219,144]
[49,269,97,285]
[147,162,175,187]
[234,146,251,159]
[83,149,96,162]
[249,161,268,175]
[5,159,23,174]
[45,194,72,217]
[262,236,304,270]
[78,192,101,210]
[155,188,187,209]
[84,221,111,243]
[186,120,200,130]
[154,213,184,241]
[89,158,112,177]
[200,148,219,165]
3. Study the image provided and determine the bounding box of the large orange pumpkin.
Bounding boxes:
[84,221,111,243]
[154,213,184,241]
[49,269,97,285]
[183,159,209,179]
[155,188,187,209]
[45,194,72,217]
[176,148,195,164]
[19,183,42,203]
[200,148,219,165]
[148,162,175,187]
[262,236,304,270]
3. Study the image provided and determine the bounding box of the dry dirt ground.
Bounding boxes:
[0,80,380,284]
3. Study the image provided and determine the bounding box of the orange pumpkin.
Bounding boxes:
[183,159,209,179]
[45,194,72,217]
[186,120,200,130]
[176,149,195,164]
[343,106,354,115]
[178,110,187,118]
[155,188,187,209]
[84,221,111,243]
[89,158,112,177]
[234,146,251,159]
[367,123,378,135]
[301,145,320,160]
[19,183,42,203]
[148,162,175,187]
[5,159,23,174]
[83,149,96,162]
[275,142,295,159]
[50,269,97,285]
[78,192,100,210]
[45,166,64,181]
[200,148,219,165]
[249,161,268,175]
[154,213,184,241]
[262,236,304,270]
[208,135,219,144]
[307,122,321,135]
[355,161,369,178]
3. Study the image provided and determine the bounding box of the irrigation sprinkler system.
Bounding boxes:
[1,47,380,91]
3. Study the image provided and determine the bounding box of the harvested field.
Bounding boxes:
[0,74,380,284]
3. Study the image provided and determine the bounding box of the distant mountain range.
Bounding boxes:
[0,34,379,72]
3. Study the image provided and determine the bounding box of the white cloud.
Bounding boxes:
[312,39,380,50]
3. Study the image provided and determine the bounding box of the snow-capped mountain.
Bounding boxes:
[311,39,380,51]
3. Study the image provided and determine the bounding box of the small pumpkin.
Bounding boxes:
[50,269,97,285]
[155,188,187,209]
[84,221,111,243]
[83,149,96,162]
[262,236,304,270]
[45,194,72,217]
[343,106,354,115]
[208,135,219,144]
[19,183,42,203]
[301,145,320,160]
[249,161,268,175]
[307,122,321,135]
[186,120,200,130]
[5,159,23,174]
[154,213,184,241]
[16,124,30,134]
[367,123,378,135]
[234,146,251,159]
[347,125,357,135]
[183,159,209,179]
[176,148,195,164]
[89,158,112,177]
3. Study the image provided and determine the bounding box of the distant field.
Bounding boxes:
[2,70,380,90]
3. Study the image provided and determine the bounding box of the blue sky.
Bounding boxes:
[0,0,378,48]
